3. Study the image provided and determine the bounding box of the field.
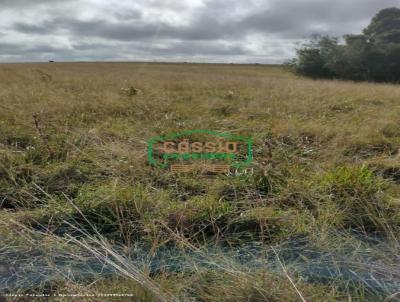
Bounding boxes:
[1,62,400,301]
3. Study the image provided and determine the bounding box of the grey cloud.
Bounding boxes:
[0,40,248,63]
[71,40,247,56]
[0,42,65,56]
[12,22,51,34]
[0,43,24,53]
[1,0,399,63]
[137,42,248,56]
[12,16,240,41]
[59,19,171,40]
[0,0,75,7]
[113,9,142,20]
[241,0,400,38]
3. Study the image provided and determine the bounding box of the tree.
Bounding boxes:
[364,7,400,45]
[294,36,338,78]
[326,35,370,81]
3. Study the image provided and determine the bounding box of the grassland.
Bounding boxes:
[1,63,400,301]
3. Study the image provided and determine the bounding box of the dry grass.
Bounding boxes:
[1,62,400,301]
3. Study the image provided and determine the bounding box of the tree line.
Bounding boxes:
[289,8,400,83]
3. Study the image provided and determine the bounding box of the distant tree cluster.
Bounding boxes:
[289,8,400,83]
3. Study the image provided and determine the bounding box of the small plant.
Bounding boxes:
[381,123,400,138]
[225,90,235,99]
[211,104,237,116]
[318,165,394,232]
[34,69,52,82]
[32,112,55,159]
[120,86,141,96]
[321,165,382,197]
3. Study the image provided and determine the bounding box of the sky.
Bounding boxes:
[0,0,398,63]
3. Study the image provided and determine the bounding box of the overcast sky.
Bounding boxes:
[0,0,398,63]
